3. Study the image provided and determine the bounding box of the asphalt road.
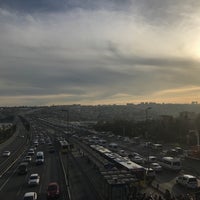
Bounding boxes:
[0,118,69,200]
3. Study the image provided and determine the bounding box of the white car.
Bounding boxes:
[23,192,37,200]
[176,174,198,189]
[150,162,162,172]
[2,151,11,157]
[28,174,40,186]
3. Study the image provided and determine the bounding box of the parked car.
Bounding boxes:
[28,174,40,186]
[176,174,198,189]
[23,192,37,200]
[47,182,60,199]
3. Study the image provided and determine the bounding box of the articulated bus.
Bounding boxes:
[59,140,73,153]
[91,145,155,186]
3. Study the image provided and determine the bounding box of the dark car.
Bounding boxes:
[18,162,28,175]
[47,182,60,199]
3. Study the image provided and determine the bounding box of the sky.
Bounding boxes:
[1,0,200,106]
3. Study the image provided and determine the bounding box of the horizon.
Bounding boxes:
[1,101,200,108]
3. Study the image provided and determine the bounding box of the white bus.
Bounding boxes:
[159,157,181,171]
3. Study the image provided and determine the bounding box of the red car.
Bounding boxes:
[47,182,60,199]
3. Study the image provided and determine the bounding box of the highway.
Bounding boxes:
[0,119,69,200]
[36,117,200,198]
[1,116,200,200]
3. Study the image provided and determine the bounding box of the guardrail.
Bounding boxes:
[0,127,30,178]
[59,152,71,200]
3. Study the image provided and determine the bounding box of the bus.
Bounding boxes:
[158,156,181,171]
[59,140,73,153]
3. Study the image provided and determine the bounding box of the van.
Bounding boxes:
[176,174,198,189]
[18,162,28,175]
[35,151,44,165]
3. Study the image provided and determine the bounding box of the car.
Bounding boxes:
[2,151,11,157]
[118,149,128,157]
[28,174,40,186]
[150,162,162,172]
[145,168,156,179]
[40,139,45,144]
[27,149,35,156]
[47,182,60,199]
[145,156,157,164]
[176,174,198,189]
[24,156,32,163]
[128,152,140,159]
[18,162,28,175]
[30,146,37,151]
[23,192,37,200]
[131,156,145,164]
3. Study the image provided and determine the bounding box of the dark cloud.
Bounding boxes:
[0,0,128,13]
[0,1,200,105]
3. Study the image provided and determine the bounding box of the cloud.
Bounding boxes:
[0,1,200,105]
